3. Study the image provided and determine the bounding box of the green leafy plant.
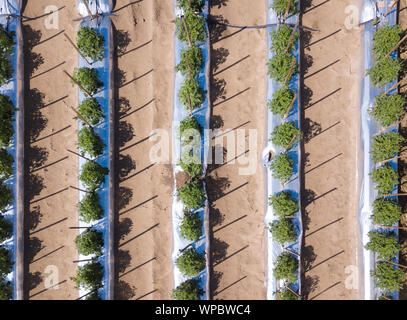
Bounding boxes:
[72,67,103,96]
[0,182,13,212]
[77,98,104,126]
[0,215,12,243]
[370,164,398,194]
[373,25,402,60]
[268,53,297,83]
[371,197,402,226]
[176,11,207,44]
[71,260,103,291]
[177,178,206,210]
[172,279,203,300]
[269,191,299,218]
[0,95,15,148]
[78,127,105,158]
[273,252,298,284]
[79,161,109,191]
[365,231,399,260]
[180,211,202,242]
[75,228,104,256]
[85,291,101,300]
[269,218,296,244]
[367,57,402,88]
[270,24,298,54]
[178,78,206,110]
[0,58,13,85]
[267,85,295,117]
[177,0,204,12]
[371,261,404,293]
[179,150,202,178]
[176,247,205,277]
[270,153,294,183]
[274,288,298,300]
[176,46,204,78]
[0,278,11,300]
[77,26,105,62]
[78,191,103,223]
[271,0,298,16]
[0,24,15,58]
[0,246,12,276]
[179,116,202,146]
[370,132,403,163]
[0,148,13,181]
[370,94,405,127]
[270,122,300,150]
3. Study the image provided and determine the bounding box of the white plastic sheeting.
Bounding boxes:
[171,0,211,299]
[263,0,302,300]
[359,0,398,300]
[77,0,112,17]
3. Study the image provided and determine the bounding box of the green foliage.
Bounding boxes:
[179,150,202,178]
[371,261,404,293]
[0,215,12,243]
[72,260,103,291]
[269,218,296,244]
[271,0,298,16]
[72,67,103,96]
[176,47,204,78]
[370,164,398,194]
[275,288,298,300]
[180,211,203,242]
[176,11,207,44]
[268,191,299,218]
[0,24,15,58]
[75,228,104,256]
[85,291,101,300]
[365,231,399,260]
[172,279,203,300]
[79,161,109,191]
[267,85,295,118]
[373,25,402,60]
[77,98,104,126]
[0,58,13,85]
[268,53,297,83]
[0,182,13,213]
[270,24,298,54]
[177,178,206,210]
[176,247,205,277]
[367,57,402,88]
[270,122,300,150]
[370,132,403,163]
[371,197,402,226]
[78,127,105,158]
[179,116,202,146]
[79,191,103,223]
[0,95,15,148]
[177,0,204,12]
[370,94,405,127]
[77,26,105,62]
[0,246,12,276]
[273,252,298,284]
[0,278,12,300]
[179,78,206,110]
[270,153,294,183]
[0,149,13,181]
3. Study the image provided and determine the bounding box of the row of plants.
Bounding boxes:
[366,21,405,299]
[266,0,300,300]
[69,25,108,300]
[171,0,208,301]
[0,23,17,300]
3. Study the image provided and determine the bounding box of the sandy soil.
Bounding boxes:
[22,1,80,299]
[207,0,267,300]
[111,0,174,300]
[301,0,362,300]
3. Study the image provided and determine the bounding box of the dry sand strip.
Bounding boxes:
[300,0,362,300]
[22,2,80,299]
[111,0,174,300]
[207,0,267,300]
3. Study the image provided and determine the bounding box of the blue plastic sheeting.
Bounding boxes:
[76,15,112,300]
[359,0,398,300]
[263,0,302,300]
[171,0,210,300]
[0,0,21,300]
